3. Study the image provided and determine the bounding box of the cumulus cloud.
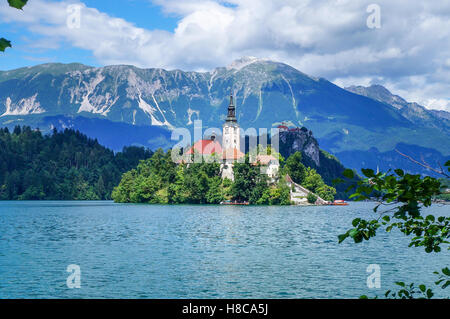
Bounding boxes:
[0,0,449,111]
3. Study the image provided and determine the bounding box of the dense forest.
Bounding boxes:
[0,126,152,200]
[112,149,293,205]
[112,149,337,205]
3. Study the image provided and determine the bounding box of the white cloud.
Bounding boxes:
[424,99,450,112]
[1,0,450,111]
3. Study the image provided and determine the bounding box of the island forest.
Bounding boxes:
[111,147,337,205]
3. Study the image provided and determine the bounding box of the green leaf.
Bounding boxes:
[362,231,369,240]
[353,234,363,243]
[359,295,368,299]
[361,168,375,177]
[419,284,426,292]
[395,281,405,287]
[0,38,12,52]
[8,0,28,10]
[349,228,358,238]
[426,289,434,299]
[442,281,450,289]
[352,218,361,227]
[338,233,348,243]
[394,169,404,176]
[343,169,354,179]
[442,267,450,276]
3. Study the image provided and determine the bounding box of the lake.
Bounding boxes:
[0,201,448,299]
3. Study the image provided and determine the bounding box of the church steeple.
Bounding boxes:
[226,91,237,123]
[222,91,241,181]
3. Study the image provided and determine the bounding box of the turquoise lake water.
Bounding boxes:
[0,201,448,299]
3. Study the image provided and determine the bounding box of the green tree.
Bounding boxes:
[338,163,450,298]
[167,165,188,204]
[113,150,225,205]
[307,192,317,204]
[73,176,99,200]
[302,167,336,201]
[269,181,291,205]
[256,189,271,205]
[231,155,261,202]
[249,173,269,204]
[206,176,224,204]
[221,177,233,200]
[111,170,136,203]
[303,167,323,193]
[316,184,336,202]
[284,152,306,184]
[0,126,152,201]
[96,175,106,199]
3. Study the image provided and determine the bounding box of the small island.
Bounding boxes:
[112,94,338,206]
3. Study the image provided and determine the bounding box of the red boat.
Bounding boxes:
[332,200,349,206]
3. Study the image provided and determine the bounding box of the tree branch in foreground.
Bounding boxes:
[395,149,450,178]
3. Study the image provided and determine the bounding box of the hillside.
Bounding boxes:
[0,126,153,200]
[277,128,355,199]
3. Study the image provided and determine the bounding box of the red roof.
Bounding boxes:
[254,154,278,165]
[186,139,223,155]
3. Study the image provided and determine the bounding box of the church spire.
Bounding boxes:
[226,91,237,123]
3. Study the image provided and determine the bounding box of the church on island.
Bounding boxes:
[185,93,279,181]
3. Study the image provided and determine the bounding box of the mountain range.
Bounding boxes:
[345,84,450,134]
[0,57,448,176]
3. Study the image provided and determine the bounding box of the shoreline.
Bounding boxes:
[0,199,347,207]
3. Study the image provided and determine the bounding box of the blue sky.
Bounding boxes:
[0,0,179,70]
[0,0,449,111]
[81,0,179,31]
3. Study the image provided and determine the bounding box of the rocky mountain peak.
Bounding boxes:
[345,84,450,134]
[345,84,407,109]
[226,56,271,71]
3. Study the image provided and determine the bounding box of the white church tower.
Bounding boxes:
[221,92,242,180]
[222,93,240,151]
